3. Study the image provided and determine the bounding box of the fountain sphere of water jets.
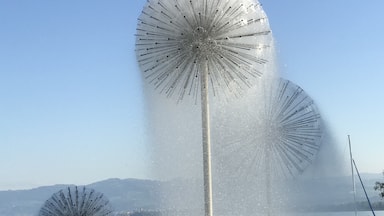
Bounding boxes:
[38,186,113,216]
[136,0,273,215]
[220,78,323,180]
[136,0,273,100]
[215,78,323,215]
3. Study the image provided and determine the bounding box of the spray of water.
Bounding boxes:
[138,0,348,215]
[137,0,273,215]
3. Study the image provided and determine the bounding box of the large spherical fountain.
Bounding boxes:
[136,0,272,99]
[136,0,273,215]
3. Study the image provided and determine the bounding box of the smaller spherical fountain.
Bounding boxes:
[38,186,113,216]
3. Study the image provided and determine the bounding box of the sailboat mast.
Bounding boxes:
[348,135,358,216]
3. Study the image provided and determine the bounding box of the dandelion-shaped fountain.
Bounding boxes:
[216,78,323,215]
[38,186,113,216]
[135,0,272,215]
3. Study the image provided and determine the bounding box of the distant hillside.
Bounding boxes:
[0,174,383,216]
[286,173,384,211]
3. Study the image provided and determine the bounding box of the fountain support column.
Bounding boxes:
[266,145,272,216]
[201,60,213,216]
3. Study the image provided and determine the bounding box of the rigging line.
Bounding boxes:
[353,158,376,216]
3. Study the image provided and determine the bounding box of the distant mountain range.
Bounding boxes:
[287,173,384,211]
[1,174,383,216]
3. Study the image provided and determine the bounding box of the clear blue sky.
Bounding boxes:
[1,0,383,190]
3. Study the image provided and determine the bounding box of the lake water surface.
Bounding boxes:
[283,211,383,216]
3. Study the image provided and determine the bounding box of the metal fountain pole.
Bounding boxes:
[266,142,272,216]
[201,59,213,216]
